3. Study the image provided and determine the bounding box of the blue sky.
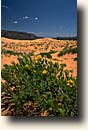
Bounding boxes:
[1,0,77,37]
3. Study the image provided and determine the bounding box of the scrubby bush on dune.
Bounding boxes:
[58,44,77,57]
[1,54,77,116]
[39,50,56,59]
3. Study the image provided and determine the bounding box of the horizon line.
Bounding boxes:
[1,29,77,38]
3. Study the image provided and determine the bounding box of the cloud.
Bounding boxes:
[19,16,39,21]
[2,5,8,9]
[12,16,39,25]
[34,17,38,20]
[13,21,18,24]
[21,16,29,19]
[24,16,29,19]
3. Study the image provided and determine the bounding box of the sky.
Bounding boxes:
[1,0,77,37]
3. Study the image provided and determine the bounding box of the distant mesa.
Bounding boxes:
[1,30,77,40]
[1,30,43,40]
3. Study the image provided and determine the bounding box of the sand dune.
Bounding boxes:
[1,37,77,77]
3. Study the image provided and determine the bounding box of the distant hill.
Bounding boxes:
[1,30,77,41]
[54,36,77,40]
[1,30,43,40]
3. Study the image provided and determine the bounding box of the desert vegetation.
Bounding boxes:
[1,54,77,116]
[1,37,77,116]
[58,44,77,57]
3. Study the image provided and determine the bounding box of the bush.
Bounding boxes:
[1,54,77,116]
[68,47,77,54]
[1,49,22,56]
[40,50,56,59]
[58,45,77,57]
[39,52,52,58]
[58,45,69,57]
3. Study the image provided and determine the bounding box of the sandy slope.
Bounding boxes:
[1,37,77,77]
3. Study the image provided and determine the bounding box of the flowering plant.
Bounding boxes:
[1,54,77,116]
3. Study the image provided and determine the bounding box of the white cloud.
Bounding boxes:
[2,5,8,9]
[24,16,29,19]
[22,16,29,19]
[13,16,38,24]
[34,17,38,20]
[13,21,18,24]
[19,16,38,21]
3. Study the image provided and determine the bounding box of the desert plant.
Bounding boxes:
[58,45,77,57]
[1,54,77,116]
[1,49,23,56]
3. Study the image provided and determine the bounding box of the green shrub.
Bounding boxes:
[1,49,22,56]
[58,45,77,57]
[49,50,56,54]
[40,50,56,59]
[1,54,77,116]
[58,45,69,56]
[68,47,77,54]
[39,52,52,58]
